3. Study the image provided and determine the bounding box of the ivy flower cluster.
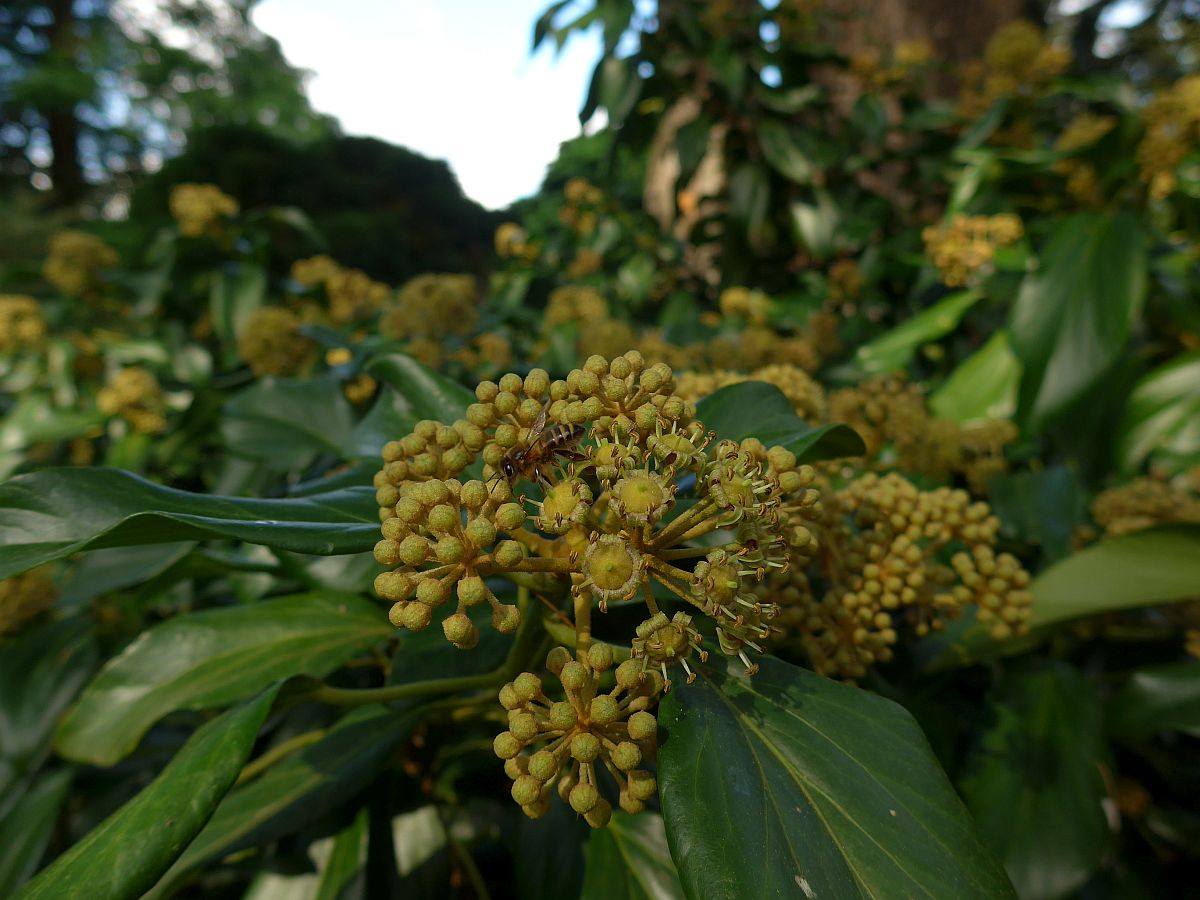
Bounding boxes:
[959,20,1072,118]
[1136,74,1200,200]
[0,294,46,354]
[379,274,479,367]
[373,352,824,824]
[0,569,57,637]
[96,367,168,435]
[169,183,240,237]
[769,471,1033,678]
[290,255,391,325]
[922,213,1023,288]
[1053,113,1117,203]
[42,230,118,298]
[237,307,317,377]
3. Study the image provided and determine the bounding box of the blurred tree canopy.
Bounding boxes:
[132,125,501,282]
[0,0,331,205]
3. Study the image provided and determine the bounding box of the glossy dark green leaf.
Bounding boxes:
[960,666,1109,900]
[209,262,266,347]
[223,376,355,468]
[510,798,588,900]
[757,119,814,184]
[1010,212,1146,428]
[1115,349,1200,475]
[850,290,981,376]
[0,769,72,896]
[0,617,97,771]
[789,188,839,260]
[0,467,377,579]
[240,808,368,900]
[581,812,684,900]
[57,542,196,611]
[15,687,278,900]
[366,353,473,427]
[349,387,419,460]
[143,706,419,900]
[1107,662,1200,741]
[658,657,1015,900]
[986,466,1086,563]
[930,331,1021,423]
[1028,526,1200,627]
[696,382,865,463]
[56,592,390,767]
[729,163,770,250]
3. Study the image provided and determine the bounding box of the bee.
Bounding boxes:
[493,402,587,488]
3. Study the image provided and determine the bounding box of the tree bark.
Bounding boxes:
[46,0,84,206]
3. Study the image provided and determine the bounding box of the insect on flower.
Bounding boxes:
[493,401,587,488]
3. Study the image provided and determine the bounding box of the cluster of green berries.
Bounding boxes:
[494,644,661,826]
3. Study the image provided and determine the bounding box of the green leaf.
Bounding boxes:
[581,812,684,900]
[985,466,1087,563]
[209,263,267,348]
[1028,525,1200,627]
[789,188,839,261]
[0,467,377,579]
[0,769,73,896]
[657,657,1016,900]
[960,666,1110,900]
[930,331,1022,423]
[223,376,355,468]
[367,353,473,425]
[57,543,196,612]
[240,808,367,900]
[1010,212,1146,428]
[757,119,814,184]
[696,382,865,463]
[850,290,982,376]
[1107,662,1200,741]
[0,394,105,451]
[1115,350,1200,475]
[729,163,770,250]
[0,618,97,771]
[56,592,391,767]
[143,706,419,900]
[509,800,588,900]
[15,687,278,900]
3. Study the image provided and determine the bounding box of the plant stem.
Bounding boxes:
[236,728,327,785]
[297,585,546,708]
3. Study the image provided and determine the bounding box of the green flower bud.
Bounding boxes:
[498,372,523,394]
[398,534,427,566]
[611,741,642,771]
[510,711,540,743]
[587,643,614,672]
[494,731,522,759]
[427,503,459,533]
[374,539,402,566]
[627,711,657,743]
[495,392,519,415]
[395,497,424,523]
[498,683,521,710]
[461,480,488,510]
[375,571,412,602]
[628,770,657,801]
[416,578,449,607]
[494,503,525,530]
[584,798,612,828]
[435,535,465,564]
[590,695,620,726]
[465,517,497,548]
[442,612,478,648]
[376,485,399,508]
[549,700,577,731]
[524,368,549,398]
[616,659,644,689]
[513,672,542,701]
[528,749,559,782]
[560,660,588,692]
[619,791,645,815]
[475,381,499,402]
[401,602,433,631]
[458,575,487,606]
[609,355,632,379]
[493,540,525,568]
[511,774,542,806]
[387,601,409,628]
[569,782,599,814]
[492,603,521,633]
[546,646,572,675]
[570,732,601,762]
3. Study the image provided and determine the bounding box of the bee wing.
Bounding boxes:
[527,399,550,443]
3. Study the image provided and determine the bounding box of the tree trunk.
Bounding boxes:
[46,0,84,206]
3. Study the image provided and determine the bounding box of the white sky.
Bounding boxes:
[252,0,602,209]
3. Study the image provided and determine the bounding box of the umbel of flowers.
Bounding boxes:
[371,351,823,824]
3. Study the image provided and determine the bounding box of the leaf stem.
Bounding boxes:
[235,728,327,785]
